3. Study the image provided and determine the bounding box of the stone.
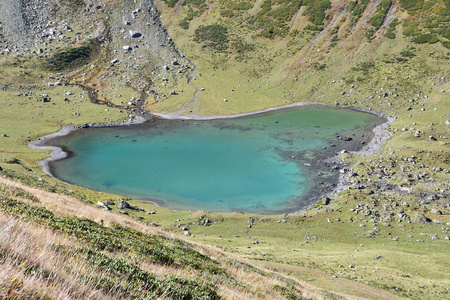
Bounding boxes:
[118,200,132,209]
[414,213,431,224]
[96,201,111,211]
[130,30,142,38]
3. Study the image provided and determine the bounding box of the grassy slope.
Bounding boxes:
[0,0,449,299]
[0,177,334,299]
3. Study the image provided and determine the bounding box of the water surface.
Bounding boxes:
[49,107,383,214]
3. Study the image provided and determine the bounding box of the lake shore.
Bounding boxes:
[29,102,393,214]
[28,116,148,176]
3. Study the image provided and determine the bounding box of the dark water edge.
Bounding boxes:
[42,105,387,214]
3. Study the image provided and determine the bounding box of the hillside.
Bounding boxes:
[0,177,328,299]
[0,0,449,299]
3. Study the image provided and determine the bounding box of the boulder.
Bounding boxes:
[96,201,111,211]
[413,213,431,224]
[118,200,132,209]
[130,30,142,38]
[431,209,442,215]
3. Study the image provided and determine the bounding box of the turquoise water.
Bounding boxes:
[49,107,383,214]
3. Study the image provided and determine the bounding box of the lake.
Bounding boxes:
[48,106,384,214]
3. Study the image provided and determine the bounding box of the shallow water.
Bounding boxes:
[49,107,383,214]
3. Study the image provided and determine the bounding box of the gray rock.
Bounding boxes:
[130,30,142,38]
[431,209,442,215]
[118,200,132,209]
[96,201,111,211]
[413,213,431,224]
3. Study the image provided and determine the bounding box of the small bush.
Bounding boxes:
[304,24,323,31]
[386,31,396,39]
[400,0,424,11]
[231,2,253,10]
[400,49,415,58]
[178,20,189,29]
[167,0,178,7]
[413,33,437,44]
[194,25,229,52]
[44,39,98,71]
[220,9,234,18]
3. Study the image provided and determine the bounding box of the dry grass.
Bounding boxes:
[0,177,331,299]
[0,214,113,299]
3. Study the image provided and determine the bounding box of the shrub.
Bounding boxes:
[220,9,234,18]
[231,2,253,10]
[303,0,332,26]
[194,25,229,52]
[400,49,415,58]
[413,33,437,43]
[304,24,323,31]
[400,0,424,11]
[386,31,396,39]
[178,20,189,29]
[167,0,178,7]
[44,39,98,71]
